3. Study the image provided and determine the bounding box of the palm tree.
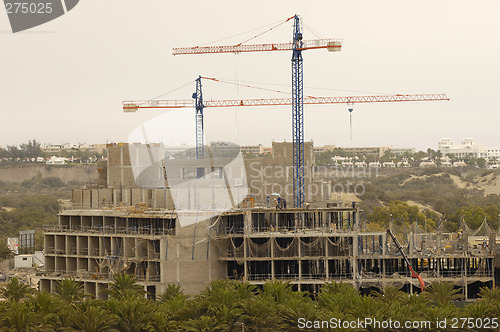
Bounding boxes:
[173,298,206,323]
[370,285,406,305]
[317,281,360,313]
[0,277,33,302]
[27,291,64,329]
[424,302,459,323]
[69,301,119,332]
[0,302,39,332]
[149,311,178,332]
[478,286,500,303]
[106,273,145,300]
[197,280,247,330]
[349,295,387,321]
[158,284,186,302]
[463,300,494,319]
[184,315,225,332]
[259,280,300,305]
[240,297,280,331]
[402,292,428,320]
[55,278,89,303]
[106,298,154,332]
[279,298,319,331]
[476,286,500,318]
[423,281,462,307]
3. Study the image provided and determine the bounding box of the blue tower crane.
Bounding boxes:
[291,15,305,207]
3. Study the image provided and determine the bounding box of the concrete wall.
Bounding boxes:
[73,188,175,209]
[0,165,97,183]
[15,255,33,268]
[161,218,224,295]
[107,144,137,188]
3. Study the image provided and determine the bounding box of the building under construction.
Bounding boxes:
[40,143,497,299]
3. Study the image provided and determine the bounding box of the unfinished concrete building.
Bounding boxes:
[40,143,497,299]
[215,209,495,297]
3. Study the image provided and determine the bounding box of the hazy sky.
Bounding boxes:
[1,0,499,151]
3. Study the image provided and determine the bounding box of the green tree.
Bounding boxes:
[55,278,88,303]
[69,301,119,332]
[0,240,14,260]
[184,315,224,332]
[424,281,462,307]
[368,200,428,226]
[240,297,280,331]
[106,298,154,332]
[455,206,486,230]
[158,284,186,302]
[0,302,39,332]
[476,157,487,169]
[28,291,65,329]
[106,273,145,300]
[0,277,34,302]
[19,140,44,160]
[7,145,22,161]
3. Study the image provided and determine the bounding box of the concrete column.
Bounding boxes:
[352,234,358,286]
[176,243,180,283]
[409,232,414,255]
[270,234,275,280]
[243,237,248,283]
[298,235,302,281]
[324,236,329,280]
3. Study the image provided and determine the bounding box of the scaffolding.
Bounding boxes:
[215,207,496,297]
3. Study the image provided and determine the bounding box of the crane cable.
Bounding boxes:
[303,22,326,39]
[236,16,294,46]
[204,77,392,95]
[200,16,294,47]
[141,80,195,106]
[201,76,318,98]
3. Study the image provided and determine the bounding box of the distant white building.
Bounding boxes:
[453,161,467,167]
[15,255,33,268]
[438,138,500,160]
[390,147,416,155]
[441,161,452,167]
[14,251,44,269]
[46,156,66,165]
[420,159,436,167]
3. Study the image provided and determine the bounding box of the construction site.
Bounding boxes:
[39,143,498,299]
[38,14,499,300]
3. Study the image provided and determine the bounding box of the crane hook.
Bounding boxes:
[348,107,354,140]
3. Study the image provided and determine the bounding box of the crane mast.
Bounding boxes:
[193,76,204,160]
[292,15,305,208]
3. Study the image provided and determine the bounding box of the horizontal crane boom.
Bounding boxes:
[123,93,449,112]
[172,38,342,55]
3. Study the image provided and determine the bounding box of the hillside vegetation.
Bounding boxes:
[346,167,500,231]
